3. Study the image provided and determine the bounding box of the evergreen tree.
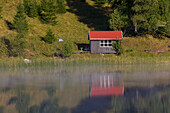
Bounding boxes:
[0,6,2,19]
[56,0,66,14]
[43,28,56,44]
[40,0,58,25]
[13,3,28,38]
[28,0,38,18]
[23,0,30,14]
[158,0,170,21]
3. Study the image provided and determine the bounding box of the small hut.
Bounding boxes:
[88,31,123,53]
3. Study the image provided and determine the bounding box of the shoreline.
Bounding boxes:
[0,54,170,68]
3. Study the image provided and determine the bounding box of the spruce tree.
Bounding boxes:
[40,0,57,25]
[23,0,30,15]
[0,6,2,19]
[28,0,38,18]
[44,28,56,44]
[13,3,28,38]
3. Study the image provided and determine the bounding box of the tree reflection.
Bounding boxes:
[0,106,4,113]
[16,93,30,113]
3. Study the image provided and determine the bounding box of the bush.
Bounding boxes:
[62,41,73,57]
[112,40,124,55]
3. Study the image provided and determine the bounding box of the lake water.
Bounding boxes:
[0,63,170,113]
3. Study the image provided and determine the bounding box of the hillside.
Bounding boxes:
[0,0,169,58]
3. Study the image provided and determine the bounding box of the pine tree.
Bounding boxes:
[43,28,56,44]
[40,0,58,25]
[56,0,66,14]
[23,0,30,14]
[0,6,2,19]
[28,0,38,18]
[13,3,28,38]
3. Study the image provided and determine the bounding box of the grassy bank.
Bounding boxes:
[0,53,169,68]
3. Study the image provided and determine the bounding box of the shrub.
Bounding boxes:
[112,40,124,55]
[62,41,74,57]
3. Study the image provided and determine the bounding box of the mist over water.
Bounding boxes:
[0,63,170,113]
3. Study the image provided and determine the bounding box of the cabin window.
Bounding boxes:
[100,40,113,47]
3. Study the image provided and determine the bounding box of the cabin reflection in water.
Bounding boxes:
[90,73,124,97]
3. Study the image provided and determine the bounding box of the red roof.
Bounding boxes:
[89,31,123,40]
[90,86,124,97]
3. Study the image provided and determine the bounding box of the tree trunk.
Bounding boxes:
[134,22,137,33]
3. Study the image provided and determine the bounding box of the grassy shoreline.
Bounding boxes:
[0,53,169,68]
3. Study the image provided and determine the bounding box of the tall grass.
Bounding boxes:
[0,54,169,68]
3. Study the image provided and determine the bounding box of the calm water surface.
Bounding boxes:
[0,64,170,113]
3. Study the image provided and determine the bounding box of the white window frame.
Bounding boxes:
[100,40,113,47]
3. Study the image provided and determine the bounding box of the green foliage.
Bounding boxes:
[62,41,74,57]
[28,0,38,18]
[43,28,56,44]
[131,0,159,33]
[23,0,30,14]
[39,0,58,25]
[56,0,66,14]
[158,0,170,21]
[112,40,124,55]
[108,0,161,34]
[23,0,38,18]
[16,93,30,113]
[109,9,128,31]
[13,2,28,38]
[9,38,26,57]
[0,6,2,19]
[95,0,108,4]
[165,21,170,35]
[0,40,8,57]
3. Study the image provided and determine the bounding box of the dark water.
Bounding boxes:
[0,64,170,113]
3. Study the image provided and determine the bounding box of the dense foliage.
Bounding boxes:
[62,41,74,57]
[13,3,28,38]
[0,6,2,19]
[23,0,38,18]
[112,40,124,55]
[108,0,170,35]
